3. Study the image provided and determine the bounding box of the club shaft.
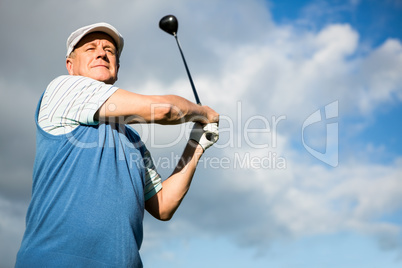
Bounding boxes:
[174,35,202,105]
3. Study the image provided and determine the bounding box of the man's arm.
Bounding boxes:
[96,88,219,221]
[95,88,218,125]
[144,140,204,221]
[145,123,219,221]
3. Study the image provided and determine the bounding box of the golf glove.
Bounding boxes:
[190,123,219,151]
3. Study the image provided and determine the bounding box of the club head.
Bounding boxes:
[159,15,178,36]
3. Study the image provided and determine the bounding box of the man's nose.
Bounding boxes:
[96,47,107,59]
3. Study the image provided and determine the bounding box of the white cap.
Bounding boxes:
[66,22,124,58]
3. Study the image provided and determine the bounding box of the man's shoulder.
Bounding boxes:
[45,75,110,97]
[47,75,79,92]
[48,75,98,87]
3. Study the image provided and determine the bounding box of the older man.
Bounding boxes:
[16,22,219,267]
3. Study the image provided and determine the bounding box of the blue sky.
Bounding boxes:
[146,0,402,266]
[271,0,402,45]
[0,0,401,267]
[143,233,400,268]
[270,0,402,163]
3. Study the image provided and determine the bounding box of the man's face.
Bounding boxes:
[66,32,119,84]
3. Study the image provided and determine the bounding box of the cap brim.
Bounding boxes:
[66,23,124,58]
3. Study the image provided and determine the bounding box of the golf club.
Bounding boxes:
[159,15,202,105]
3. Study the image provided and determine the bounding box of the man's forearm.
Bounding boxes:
[145,140,204,221]
[96,88,218,125]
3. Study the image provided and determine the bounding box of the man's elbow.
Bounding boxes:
[146,199,175,221]
[150,212,173,222]
[158,215,173,222]
[155,210,175,221]
[154,102,186,124]
[151,104,172,123]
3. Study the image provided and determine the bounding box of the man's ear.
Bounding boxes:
[66,58,74,75]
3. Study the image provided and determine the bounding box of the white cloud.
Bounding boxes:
[137,0,402,260]
[1,0,402,266]
[358,39,402,113]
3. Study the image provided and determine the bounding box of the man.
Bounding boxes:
[16,22,219,267]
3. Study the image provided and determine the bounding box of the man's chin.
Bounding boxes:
[90,74,117,85]
[100,78,117,85]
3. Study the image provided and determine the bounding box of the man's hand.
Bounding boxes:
[199,106,220,125]
[189,123,219,151]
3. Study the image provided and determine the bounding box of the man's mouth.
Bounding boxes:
[92,65,109,69]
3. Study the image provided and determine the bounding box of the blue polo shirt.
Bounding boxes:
[16,76,162,267]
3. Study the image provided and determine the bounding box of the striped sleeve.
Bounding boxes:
[143,149,163,201]
[38,75,119,135]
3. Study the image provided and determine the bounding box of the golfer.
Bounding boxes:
[15,22,219,267]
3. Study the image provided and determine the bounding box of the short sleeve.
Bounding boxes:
[38,75,119,135]
[143,149,163,201]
